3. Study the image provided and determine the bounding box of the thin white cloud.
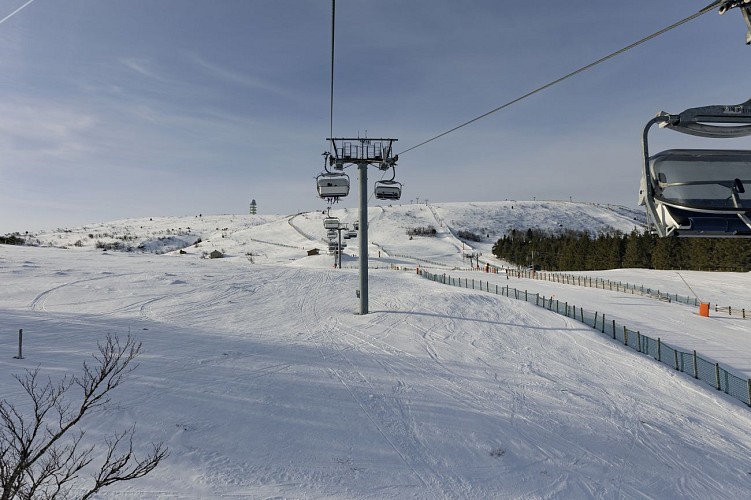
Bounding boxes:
[120,57,169,83]
[0,99,97,162]
[184,52,292,98]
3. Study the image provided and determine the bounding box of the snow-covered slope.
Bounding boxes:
[4,201,751,499]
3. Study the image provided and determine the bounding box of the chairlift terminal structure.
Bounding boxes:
[639,98,751,237]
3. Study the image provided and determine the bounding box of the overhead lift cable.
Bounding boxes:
[328,0,336,149]
[398,1,735,156]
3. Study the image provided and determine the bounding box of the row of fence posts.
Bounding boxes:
[498,267,749,319]
[419,269,751,408]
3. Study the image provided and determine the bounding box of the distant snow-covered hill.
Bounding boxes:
[17,201,645,263]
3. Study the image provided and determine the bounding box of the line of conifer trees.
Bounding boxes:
[491,229,751,272]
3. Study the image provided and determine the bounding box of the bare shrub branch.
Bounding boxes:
[0,334,167,500]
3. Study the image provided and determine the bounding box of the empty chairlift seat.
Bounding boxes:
[374,180,402,200]
[647,149,751,235]
[650,150,751,210]
[317,173,350,200]
[639,98,751,237]
[323,217,340,230]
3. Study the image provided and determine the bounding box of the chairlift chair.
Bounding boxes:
[372,164,402,201]
[317,172,350,200]
[639,98,751,237]
[374,180,402,200]
[323,217,340,230]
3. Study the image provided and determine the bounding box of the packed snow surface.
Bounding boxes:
[2,201,750,499]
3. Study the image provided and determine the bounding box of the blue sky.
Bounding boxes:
[2,0,751,232]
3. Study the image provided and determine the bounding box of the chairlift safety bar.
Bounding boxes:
[653,98,751,138]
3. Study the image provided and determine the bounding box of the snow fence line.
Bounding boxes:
[417,269,751,409]
[503,268,749,320]
[248,237,303,250]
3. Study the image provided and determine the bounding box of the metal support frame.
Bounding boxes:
[718,0,751,44]
[358,163,368,314]
[330,223,348,268]
[338,226,343,269]
[325,137,398,314]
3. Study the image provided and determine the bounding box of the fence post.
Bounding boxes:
[637,331,642,352]
[674,350,679,371]
[657,338,661,362]
[525,290,528,302]
[601,314,606,334]
[593,311,598,329]
[715,363,721,390]
[565,302,568,317]
[580,308,584,322]
[624,327,628,346]
[14,329,24,359]
[692,350,699,379]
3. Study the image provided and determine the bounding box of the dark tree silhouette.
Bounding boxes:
[0,334,167,499]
